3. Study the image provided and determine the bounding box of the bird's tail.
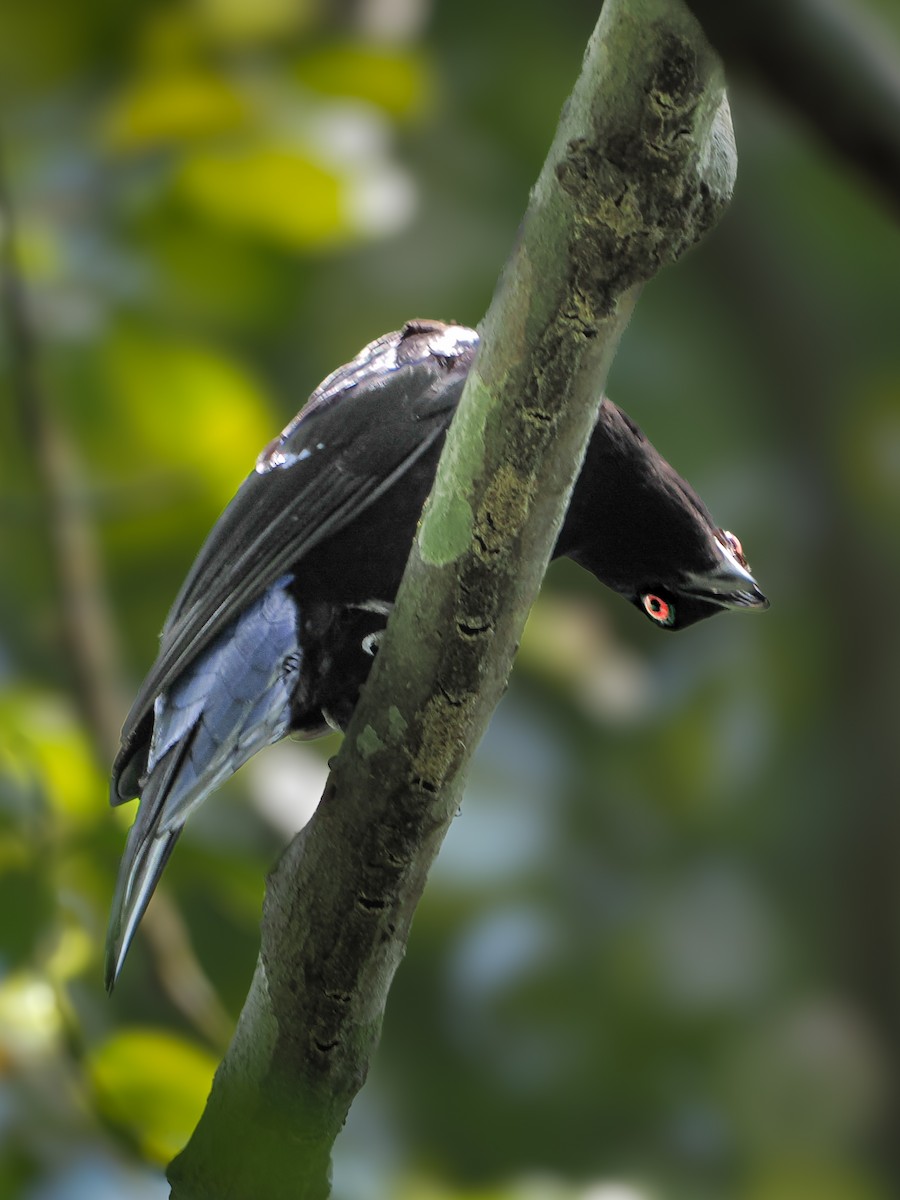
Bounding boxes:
[105,807,179,990]
[105,580,303,989]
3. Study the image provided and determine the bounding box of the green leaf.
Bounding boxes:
[176,142,347,248]
[196,0,316,45]
[0,688,103,825]
[100,70,250,152]
[101,328,275,507]
[295,44,433,119]
[88,1028,219,1163]
[745,1161,889,1200]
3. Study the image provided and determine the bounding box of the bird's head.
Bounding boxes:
[629,527,769,631]
[562,399,770,631]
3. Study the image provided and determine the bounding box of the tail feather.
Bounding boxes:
[104,725,196,989]
[105,815,180,991]
[106,579,303,988]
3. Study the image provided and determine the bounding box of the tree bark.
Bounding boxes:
[169,1,737,1195]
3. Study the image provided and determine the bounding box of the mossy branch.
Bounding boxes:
[169,2,736,1195]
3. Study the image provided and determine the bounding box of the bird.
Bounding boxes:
[105,318,768,987]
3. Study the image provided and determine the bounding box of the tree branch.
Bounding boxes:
[686,0,900,214]
[169,2,736,1195]
[0,142,125,762]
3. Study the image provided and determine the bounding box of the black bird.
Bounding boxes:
[106,319,767,987]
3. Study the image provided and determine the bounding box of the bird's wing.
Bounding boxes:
[112,321,479,801]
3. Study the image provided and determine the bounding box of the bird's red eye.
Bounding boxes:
[643,594,674,625]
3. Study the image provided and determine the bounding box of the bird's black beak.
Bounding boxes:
[680,548,770,613]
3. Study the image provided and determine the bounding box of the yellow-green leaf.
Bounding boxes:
[89,1028,219,1163]
[102,328,274,507]
[177,143,346,248]
[0,688,103,824]
[744,1160,888,1200]
[295,44,433,119]
[100,70,250,152]
[196,0,315,45]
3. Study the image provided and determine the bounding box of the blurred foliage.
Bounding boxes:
[1,1,900,1199]
[88,1028,219,1162]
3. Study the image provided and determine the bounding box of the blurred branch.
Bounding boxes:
[169,1,736,1196]
[0,138,232,1049]
[686,0,900,214]
[712,210,900,1187]
[0,143,124,763]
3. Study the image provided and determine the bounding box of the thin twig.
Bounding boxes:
[0,140,124,762]
[0,134,232,1048]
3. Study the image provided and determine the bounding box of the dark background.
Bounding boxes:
[1,1,899,1197]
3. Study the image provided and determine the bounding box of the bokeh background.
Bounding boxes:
[2,1,900,1198]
